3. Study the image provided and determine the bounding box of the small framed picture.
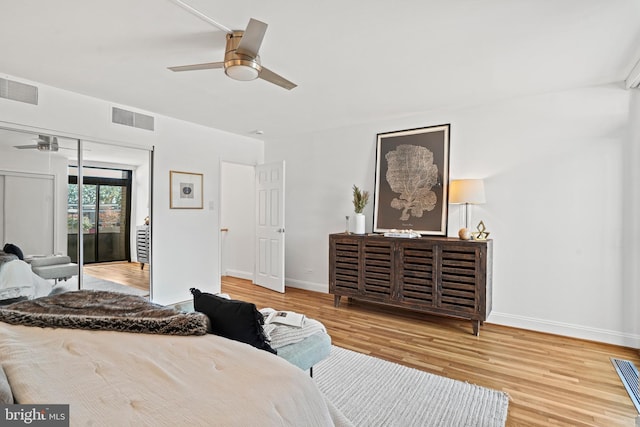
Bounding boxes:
[170,170,203,209]
[373,124,451,235]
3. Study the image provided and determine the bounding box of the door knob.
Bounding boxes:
[277,228,285,233]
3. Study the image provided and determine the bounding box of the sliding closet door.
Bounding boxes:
[0,127,152,296]
[77,141,151,296]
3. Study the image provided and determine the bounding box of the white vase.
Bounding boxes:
[353,213,365,234]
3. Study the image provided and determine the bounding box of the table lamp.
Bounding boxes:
[449,179,486,239]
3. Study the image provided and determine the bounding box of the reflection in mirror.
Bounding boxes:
[75,140,151,297]
[0,127,78,300]
[0,126,151,300]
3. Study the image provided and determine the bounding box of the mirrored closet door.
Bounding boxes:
[0,126,152,298]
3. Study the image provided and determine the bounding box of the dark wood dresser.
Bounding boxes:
[329,233,493,335]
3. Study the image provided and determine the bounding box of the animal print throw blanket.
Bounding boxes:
[0,290,208,335]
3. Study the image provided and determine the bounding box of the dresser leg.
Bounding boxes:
[472,320,480,336]
[334,295,342,307]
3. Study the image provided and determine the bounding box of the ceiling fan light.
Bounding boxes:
[225,60,260,81]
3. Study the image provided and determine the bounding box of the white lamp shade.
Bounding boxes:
[449,179,486,204]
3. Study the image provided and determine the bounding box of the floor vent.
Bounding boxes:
[112,107,155,131]
[611,358,640,413]
[0,77,39,105]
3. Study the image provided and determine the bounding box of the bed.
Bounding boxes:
[0,291,351,426]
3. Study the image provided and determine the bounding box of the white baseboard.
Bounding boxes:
[224,269,254,281]
[223,272,326,293]
[285,278,328,294]
[489,311,640,349]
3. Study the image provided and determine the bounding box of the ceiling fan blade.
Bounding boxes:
[168,62,224,72]
[236,19,268,57]
[259,66,297,90]
[14,144,38,149]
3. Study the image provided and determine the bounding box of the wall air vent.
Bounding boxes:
[112,107,155,131]
[0,78,39,105]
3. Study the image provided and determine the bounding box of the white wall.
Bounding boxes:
[626,91,640,343]
[265,83,640,348]
[0,73,264,305]
[220,162,255,280]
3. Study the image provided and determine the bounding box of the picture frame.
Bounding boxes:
[170,170,203,209]
[373,124,450,235]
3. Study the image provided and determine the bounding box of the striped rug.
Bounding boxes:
[314,346,509,427]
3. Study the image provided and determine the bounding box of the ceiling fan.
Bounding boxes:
[14,135,61,152]
[167,0,296,90]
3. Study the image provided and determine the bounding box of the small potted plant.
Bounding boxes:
[352,185,369,234]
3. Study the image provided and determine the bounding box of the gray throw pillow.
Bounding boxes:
[0,365,13,404]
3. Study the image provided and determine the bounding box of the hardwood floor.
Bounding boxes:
[88,265,640,426]
[219,277,640,427]
[83,261,150,292]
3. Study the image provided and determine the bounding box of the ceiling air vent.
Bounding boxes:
[0,78,39,105]
[112,107,155,131]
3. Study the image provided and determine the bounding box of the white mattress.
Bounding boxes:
[0,323,345,426]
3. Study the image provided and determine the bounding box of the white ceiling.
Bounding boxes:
[1,0,640,140]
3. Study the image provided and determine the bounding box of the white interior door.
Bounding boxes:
[254,161,285,292]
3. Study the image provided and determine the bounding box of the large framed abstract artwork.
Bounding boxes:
[373,124,450,235]
[170,170,203,209]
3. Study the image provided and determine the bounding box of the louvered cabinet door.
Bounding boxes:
[329,234,361,306]
[436,240,492,335]
[362,238,394,303]
[396,240,435,309]
[438,244,479,314]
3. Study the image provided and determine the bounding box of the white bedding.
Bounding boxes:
[0,323,345,426]
[260,308,328,348]
[0,259,52,299]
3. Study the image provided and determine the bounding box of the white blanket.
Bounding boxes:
[0,260,52,300]
[260,308,328,349]
[0,323,346,426]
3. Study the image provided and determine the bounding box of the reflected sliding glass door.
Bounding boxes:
[68,167,132,264]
